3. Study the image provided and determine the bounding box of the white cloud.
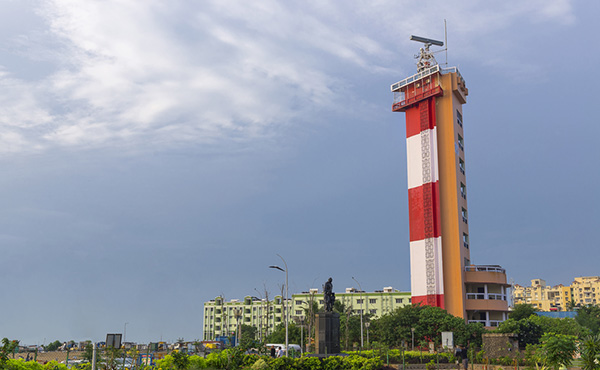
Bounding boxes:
[0,0,577,154]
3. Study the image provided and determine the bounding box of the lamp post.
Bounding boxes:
[123,322,129,370]
[269,254,288,357]
[365,322,370,348]
[352,277,364,349]
[411,327,415,351]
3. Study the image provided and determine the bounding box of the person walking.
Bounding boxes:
[456,345,468,370]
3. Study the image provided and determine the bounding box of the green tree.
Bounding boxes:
[340,312,362,349]
[102,346,125,370]
[45,340,62,351]
[577,305,600,335]
[333,300,346,314]
[0,338,19,367]
[457,322,486,348]
[370,304,485,349]
[509,304,537,321]
[265,322,301,345]
[529,315,590,337]
[83,342,94,362]
[535,333,577,370]
[371,304,422,347]
[416,306,467,345]
[580,334,600,370]
[172,350,189,370]
[240,324,258,349]
[497,318,543,348]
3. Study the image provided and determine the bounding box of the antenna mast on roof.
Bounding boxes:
[410,32,445,72]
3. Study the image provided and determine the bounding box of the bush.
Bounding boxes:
[6,359,45,370]
[206,351,228,369]
[188,355,208,369]
[250,358,270,370]
[296,356,322,370]
[156,354,175,369]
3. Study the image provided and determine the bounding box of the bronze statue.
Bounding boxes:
[323,277,335,312]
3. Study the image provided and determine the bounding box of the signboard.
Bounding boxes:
[441,332,453,349]
[106,334,122,349]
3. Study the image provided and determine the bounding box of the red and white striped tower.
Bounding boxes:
[405,86,445,308]
[392,36,511,324]
[392,36,450,310]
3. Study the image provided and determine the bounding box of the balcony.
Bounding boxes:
[465,297,509,312]
[465,265,510,285]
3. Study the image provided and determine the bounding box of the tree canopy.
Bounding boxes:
[577,305,600,335]
[370,304,485,348]
[509,304,537,321]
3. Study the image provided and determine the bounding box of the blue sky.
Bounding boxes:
[0,0,598,345]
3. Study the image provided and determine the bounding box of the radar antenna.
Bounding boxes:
[410,35,444,72]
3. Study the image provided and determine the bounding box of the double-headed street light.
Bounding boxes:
[269,254,288,357]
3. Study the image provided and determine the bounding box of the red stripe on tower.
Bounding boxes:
[405,98,444,308]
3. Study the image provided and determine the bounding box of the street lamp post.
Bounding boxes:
[365,322,370,348]
[123,322,129,370]
[411,327,415,351]
[269,254,288,357]
[352,277,364,349]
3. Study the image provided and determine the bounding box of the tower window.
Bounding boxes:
[459,158,465,174]
[463,233,469,248]
[460,183,467,199]
[458,134,464,151]
[457,110,463,127]
[462,208,468,224]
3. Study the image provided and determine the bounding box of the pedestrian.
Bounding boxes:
[276,346,283,358]
[457,345,468,370]
[270,345,276,358]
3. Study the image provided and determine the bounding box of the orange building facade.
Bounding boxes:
[391,61,509,327]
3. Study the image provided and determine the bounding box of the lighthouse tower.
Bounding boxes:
[391,36,509,325]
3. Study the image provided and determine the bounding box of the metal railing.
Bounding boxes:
[468,320,502,327]
[466,293,507,301]
[390,65,464,92]
[465,265,506,274]
[390,65,441,92]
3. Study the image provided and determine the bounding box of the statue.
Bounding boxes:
[323,277,335,312]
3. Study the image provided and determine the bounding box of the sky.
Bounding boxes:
[0,0,598,345]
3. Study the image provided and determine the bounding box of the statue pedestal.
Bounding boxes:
[315,312,340,354]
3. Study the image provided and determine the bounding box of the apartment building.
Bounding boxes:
[513,276,599,311]
[203,287,411,341]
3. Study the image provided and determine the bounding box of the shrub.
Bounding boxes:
[188,355,208,369]
[250,358,270,370]
[296,356,322,370]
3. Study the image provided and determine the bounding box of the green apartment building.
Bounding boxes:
[203,287,411,341]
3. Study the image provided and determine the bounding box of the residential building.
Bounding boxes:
[203,287,411,341]
[572,276,600,306]
[390,38,509,327]
[513,276,600,311]
[293,287,411,318]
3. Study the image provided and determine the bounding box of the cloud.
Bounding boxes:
[0,0,577,154]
